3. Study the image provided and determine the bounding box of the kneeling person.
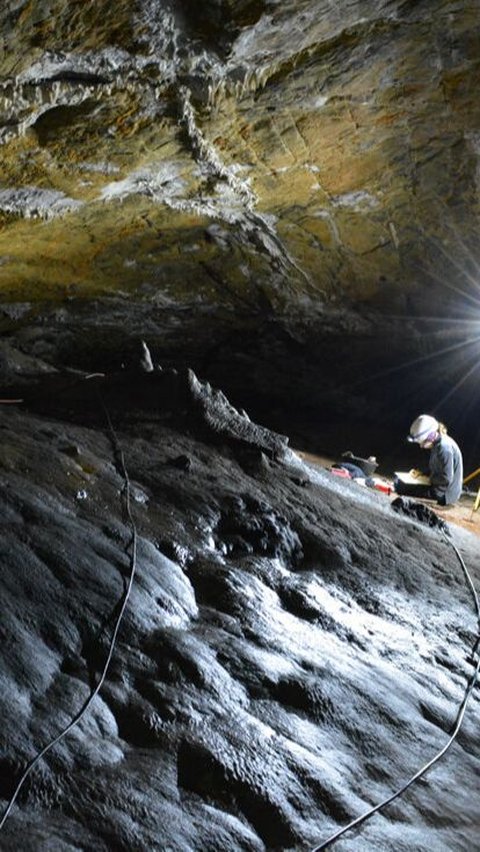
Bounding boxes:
[405,414,463,506]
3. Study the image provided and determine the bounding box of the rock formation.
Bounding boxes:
[0,3,479,849]
[0,363,479,850]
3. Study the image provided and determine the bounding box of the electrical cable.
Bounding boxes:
[0,397,137,831]
[310,528,480,851]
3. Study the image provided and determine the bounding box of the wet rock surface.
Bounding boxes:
[0,369,479,850]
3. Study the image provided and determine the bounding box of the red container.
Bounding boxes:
[374,483,391,495]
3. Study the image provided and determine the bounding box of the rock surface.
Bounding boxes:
[0,370,479,850]
[0,1,479,458]
[1,5,480,847]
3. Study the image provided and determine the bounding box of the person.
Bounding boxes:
[405,414,463,505]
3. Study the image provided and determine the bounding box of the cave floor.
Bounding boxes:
[295,449,480,540]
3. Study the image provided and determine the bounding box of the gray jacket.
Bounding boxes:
[429,434,463,505]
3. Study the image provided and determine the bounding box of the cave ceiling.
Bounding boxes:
[1,0,480,457]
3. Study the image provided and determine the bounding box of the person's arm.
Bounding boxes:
[429,443,453,503]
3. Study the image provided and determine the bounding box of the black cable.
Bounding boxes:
[310,528,480,851]
[0,398,137,831]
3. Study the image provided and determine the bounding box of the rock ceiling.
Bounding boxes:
[1,0,480,453]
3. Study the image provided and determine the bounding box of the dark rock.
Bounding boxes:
[0,402,479,850]
[168,454,192,471]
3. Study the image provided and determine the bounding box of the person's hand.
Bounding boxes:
[409,468,422,478]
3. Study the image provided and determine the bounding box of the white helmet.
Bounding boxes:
[408,414,439,443]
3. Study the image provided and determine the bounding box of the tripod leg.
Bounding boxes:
[474,486,480,513]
